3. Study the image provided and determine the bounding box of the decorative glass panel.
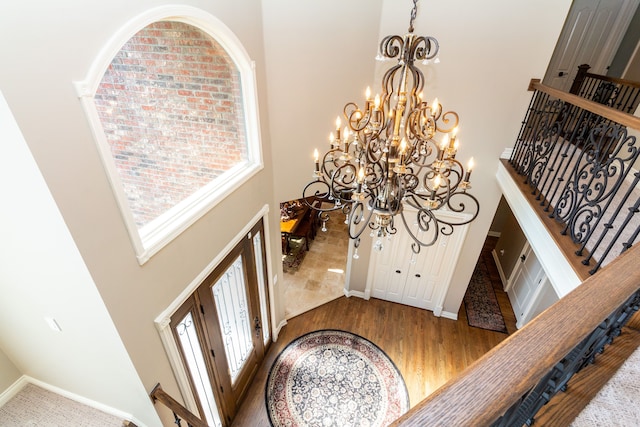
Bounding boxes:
[212,255,254,384]
[175,312,223,427]
[253,231,270,345]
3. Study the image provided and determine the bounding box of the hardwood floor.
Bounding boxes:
[232,238,517,426]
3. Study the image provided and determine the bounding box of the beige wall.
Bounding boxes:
[490,196,511,235]
[0,0,574,424]
[0,1,277,425]
[0,347,20,394]
[263,0,384,204]
[495,208,529,282]
[0,91,161,425]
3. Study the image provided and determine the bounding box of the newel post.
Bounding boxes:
[569,64,591,95]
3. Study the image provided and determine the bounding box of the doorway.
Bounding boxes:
[170,220,271,426]
[280,199,349,318]
[543,0,639,90]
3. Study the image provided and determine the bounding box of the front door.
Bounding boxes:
[170,220,271,426]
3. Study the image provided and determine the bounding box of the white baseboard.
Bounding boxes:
[0,375,28,407]
[5,376,146,427]
[433,305,443,317]
[274,319,287,341]
[440,311,458,320]
[344,289,369,299]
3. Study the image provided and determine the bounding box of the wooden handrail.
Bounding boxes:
[150,383,208,427]
[391,243,640,426]
[584,71,640,89]
[528,79,640,131]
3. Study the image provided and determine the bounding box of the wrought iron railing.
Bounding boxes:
[391,243,640,426]
[510,80,640,273]
[491,287,640,427]
[389,77,640,426]
[570,64,640,114]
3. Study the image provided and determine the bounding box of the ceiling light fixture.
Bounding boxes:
[302,0,479,258]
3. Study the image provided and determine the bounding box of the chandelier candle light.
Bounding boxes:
[302,0,479,258]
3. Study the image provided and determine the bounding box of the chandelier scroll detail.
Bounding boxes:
[302,0,479,257]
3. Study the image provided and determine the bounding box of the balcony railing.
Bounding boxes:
[390,77,640,426]
[570,64,640,114]
[391,245,640,426]
[511,79,640,274]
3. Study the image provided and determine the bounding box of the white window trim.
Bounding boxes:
[73,5,264,264]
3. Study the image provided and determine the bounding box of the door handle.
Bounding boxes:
[415,273,421,278]
[520,254,526,262]
[254,316,261,337]
[558,71,565,77]
[395,269,401,274]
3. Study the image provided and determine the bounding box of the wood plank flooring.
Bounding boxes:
[232,239,518,426]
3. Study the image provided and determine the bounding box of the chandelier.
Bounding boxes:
[302,0,479,257]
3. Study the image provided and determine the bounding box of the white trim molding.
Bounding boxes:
[344,289,370,299]
[496,161,581,297]
[73,5,264,265]
[440,311,458,321]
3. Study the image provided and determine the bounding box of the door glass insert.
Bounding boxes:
[175,312,223,427]
[212,255,254,385]
[252,231,271,345]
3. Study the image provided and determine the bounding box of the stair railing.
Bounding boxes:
[150,383,208,427]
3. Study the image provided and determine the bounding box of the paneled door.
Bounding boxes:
[543,0,637,91]
[367,209,471,316]
[171,220,271,426]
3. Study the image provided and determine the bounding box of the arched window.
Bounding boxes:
[75,7,262,264]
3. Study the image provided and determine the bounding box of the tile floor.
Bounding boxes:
[283,209,349,318]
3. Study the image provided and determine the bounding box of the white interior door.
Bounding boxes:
[544,0,638,91]
[507,243,546,326]
[367,209,471,315]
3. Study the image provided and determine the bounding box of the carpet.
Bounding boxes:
[570,344,640,426]
[265,330,409,427]
[0,383,124,426]
[463,258,508,333]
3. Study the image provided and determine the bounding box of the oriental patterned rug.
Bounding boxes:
[463,257,508,333]
[265,330,409,427]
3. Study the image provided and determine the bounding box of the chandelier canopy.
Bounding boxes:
[302,0,479,257]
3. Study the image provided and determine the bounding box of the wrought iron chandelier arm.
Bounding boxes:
[399,207,439,254]
[347,200,375,240]
[409,35,440,61]
[443,191,481,225]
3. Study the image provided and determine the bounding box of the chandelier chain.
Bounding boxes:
[408,0,419,33]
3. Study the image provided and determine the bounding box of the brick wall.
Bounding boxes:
[95,21,247,228]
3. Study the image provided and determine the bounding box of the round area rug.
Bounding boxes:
[265,329,409,427]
